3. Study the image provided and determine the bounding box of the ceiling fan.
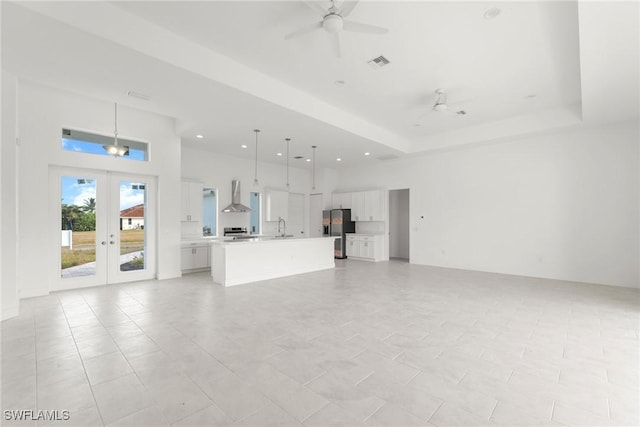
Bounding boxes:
[432,89,467,116]
[285,0,389,58]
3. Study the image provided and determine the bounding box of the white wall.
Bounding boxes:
[1,71,19,319]
[335,121,640,288]
[16,81,182,298]
[181,146,313,237]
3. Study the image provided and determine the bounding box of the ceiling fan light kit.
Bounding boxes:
[285,0,389,57]
[323,14,343,34]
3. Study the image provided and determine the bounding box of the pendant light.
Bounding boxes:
[311,145,317,190]
[285,138,291,189]
[103,102,128,157]
[253,129,260,186]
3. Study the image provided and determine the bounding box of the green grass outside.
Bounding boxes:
[61,230,145,269]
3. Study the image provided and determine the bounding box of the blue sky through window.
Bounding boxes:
[62,177,145,211]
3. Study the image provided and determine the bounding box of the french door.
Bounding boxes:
[50,167,156,290]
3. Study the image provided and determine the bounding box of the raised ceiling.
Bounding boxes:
[2,1,638,169]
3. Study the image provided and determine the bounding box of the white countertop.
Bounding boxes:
[211,236,335,246]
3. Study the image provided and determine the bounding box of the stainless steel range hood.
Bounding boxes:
[221,180,252,213]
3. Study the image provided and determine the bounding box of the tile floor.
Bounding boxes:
[1,260,639,426]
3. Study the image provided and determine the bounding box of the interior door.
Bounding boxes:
[309,193,323,237]
[51,167,156,290]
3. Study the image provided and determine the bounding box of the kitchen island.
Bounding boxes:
[210,237,336,286]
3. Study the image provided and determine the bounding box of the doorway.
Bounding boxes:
[287,192,305,237]
[50,167,156,290]
[309,193,323,237]
[389,188,410,260]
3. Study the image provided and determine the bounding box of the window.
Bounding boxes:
[62,128,148,161]
[202,188,217,236]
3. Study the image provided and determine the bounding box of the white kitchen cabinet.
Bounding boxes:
[351,192,366,221]
[181,242,210,271]
[346,234,384,262]
[331,192,352,209]
[365,190,385,221]
[265,188,289,221]
[350,190,386,221]
[181,181,203,222]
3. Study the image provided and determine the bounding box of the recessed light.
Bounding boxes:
[241,144,247,149]
[276,152,283,156]
[306,158,311,162]
[484,7,501,19]
[364,152,370,156]
[196,134,204,139]
[336,158,342,162]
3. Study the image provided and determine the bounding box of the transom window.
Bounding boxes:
[62,128,148,161]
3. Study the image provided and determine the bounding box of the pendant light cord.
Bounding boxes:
[286,138,291,189]
[253,129,260,186]
[114,102,119,147]
[312,145,317,190]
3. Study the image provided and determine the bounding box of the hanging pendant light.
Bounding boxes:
[253,129,260,186]
[285,138,291,190]
[103,102,128,157]
[312,145,317,190]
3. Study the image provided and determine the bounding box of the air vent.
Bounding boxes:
[377,154,399,161]
[293,156,304,159]
[368,55,390,69]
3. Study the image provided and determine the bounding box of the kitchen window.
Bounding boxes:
[202,188,217,236]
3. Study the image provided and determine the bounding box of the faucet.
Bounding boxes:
[277,217,286,237]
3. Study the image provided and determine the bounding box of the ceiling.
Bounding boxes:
[2,1,638,169]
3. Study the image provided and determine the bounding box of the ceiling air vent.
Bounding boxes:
[377,154,399,161]
[293,156,305,160]
[368,55,390,69]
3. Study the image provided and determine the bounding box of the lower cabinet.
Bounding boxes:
[346,234,384,262]
[181,243,210,272]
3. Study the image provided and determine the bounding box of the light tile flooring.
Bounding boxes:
[2,260,639,426]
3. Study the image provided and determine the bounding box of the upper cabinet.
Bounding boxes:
[265,188,289,221]
[365,190,385,221]
[339,190,386,221]
[331,192,352,209]
[351,192,366,221]
[181,181,203,222]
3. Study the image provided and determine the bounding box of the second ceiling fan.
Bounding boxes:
[285,0,389,58]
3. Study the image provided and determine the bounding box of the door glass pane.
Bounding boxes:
[60,176,97,278]
[119,181,146,271]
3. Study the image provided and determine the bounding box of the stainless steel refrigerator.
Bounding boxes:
[323,209,356,259]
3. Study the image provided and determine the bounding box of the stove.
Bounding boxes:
[223,227,248,237]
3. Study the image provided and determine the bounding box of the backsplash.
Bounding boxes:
[355,221,384,234]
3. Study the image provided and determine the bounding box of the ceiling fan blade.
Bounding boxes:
[342,20,389,35]
[339,1,360,18]
[284,21,323,40]
[302,0,328,15]
[331,33,342,58]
